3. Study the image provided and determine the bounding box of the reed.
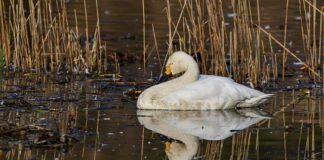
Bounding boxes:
[166,0,172,56]
[298,0,324,81]
[153,0,324,86]
[0,0,106,73]
[159,0,271,85]
[282,0,290,80]
[142,0,146,69]
[151,24,162,68]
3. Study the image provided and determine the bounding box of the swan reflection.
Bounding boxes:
[137,108,272,160]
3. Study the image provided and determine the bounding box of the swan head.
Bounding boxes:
[165,141,197,160]
[157,51,199,84]
[165,51,198,75]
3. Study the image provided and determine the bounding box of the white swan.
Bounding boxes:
[137,51,273,110]
[137,108,271,160]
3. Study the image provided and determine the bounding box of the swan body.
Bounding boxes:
[137,51,273,110]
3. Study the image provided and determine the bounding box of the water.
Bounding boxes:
[1,0,324,159]
[0,73,322,159]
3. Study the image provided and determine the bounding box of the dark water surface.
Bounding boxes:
[0,74,323,160]
[1,0,324,160]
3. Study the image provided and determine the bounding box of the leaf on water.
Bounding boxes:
[300,88,311,95]
[34,109,49,113]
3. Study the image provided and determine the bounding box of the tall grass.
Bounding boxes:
[162,0,273,85]
[0,0,323,82]
[0,0,105,73]
[298,0,324,81]
[160,0,324,86]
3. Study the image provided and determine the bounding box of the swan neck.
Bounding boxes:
[143,118,199,156]
[179,61,200,83]
[151,61,199,98]
[137,58,200,109]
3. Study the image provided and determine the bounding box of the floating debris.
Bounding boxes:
[103,118,111,121]
[226,13,236,17]
[123,88,143,97]
[264,25,271,29]
[293,62,305,66]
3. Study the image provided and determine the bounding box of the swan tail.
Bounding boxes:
[237,94,274,108]
[236,108,273,119]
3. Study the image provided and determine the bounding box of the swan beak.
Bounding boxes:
[165,66,172,75]
[157,66,172,84]
[165,142,171,152]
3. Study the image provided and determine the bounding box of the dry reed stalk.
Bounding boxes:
[297,121,303,160]
[322,99,324,160]
[152,24,162,68]
[304,0,324,14]
[321,7,324,95]
[81,103,89,158]
[166,0,172,56]
[179,0,267,84]
[93,109,100,160]
[140,126,145,160]
[312,0,317,79]
[142,0,146,69]
[283,110,288,160]
[268,36,278,80]
[0,0,105,73]
[83,0,89,70]
[320,8,324,83]
[144,45,157,64]
[228,131,252,160]
[212,1,227,76]
[171,0,188,43]
[311,101,316,159]
[255,129,260,159]
[202,141,222,160]
[72,9,79,70]
[0,0,10,67]
[298,0,324,80]
[257,25,321,78]
[282,0,290,80]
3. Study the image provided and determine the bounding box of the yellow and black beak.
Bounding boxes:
[165,66,171,75]
[165,141,171,152]
[157,66,173,84]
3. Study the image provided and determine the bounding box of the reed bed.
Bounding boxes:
[0,0,105,73]
[157,0,324,86]
[160,0,274,85]
[0,0,323,82]
[298,0,324,81]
